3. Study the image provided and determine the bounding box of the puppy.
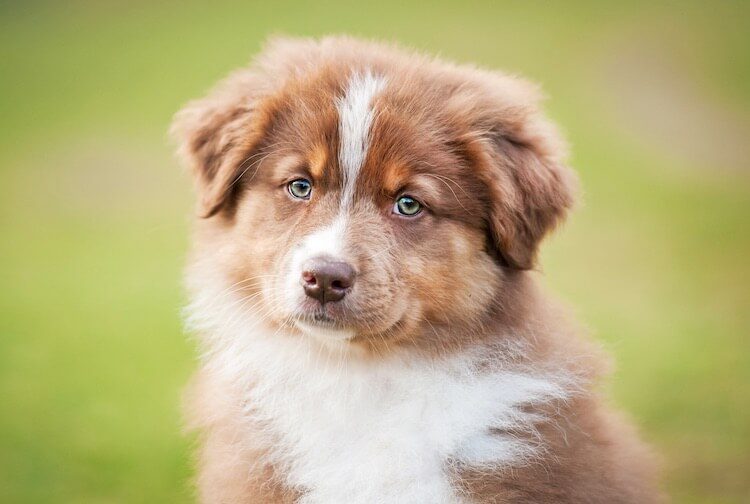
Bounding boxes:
[171,36,661,503]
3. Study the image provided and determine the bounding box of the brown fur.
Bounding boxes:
[172,36,662,503]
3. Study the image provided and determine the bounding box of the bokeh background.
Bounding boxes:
[1,1,748,502]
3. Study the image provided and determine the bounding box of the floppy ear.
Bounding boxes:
[451,76,578,269]
[482,130,578,269]
[169,69,267,217]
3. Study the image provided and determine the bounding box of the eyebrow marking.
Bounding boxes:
[336,71,387,208]
[308,143,328,179]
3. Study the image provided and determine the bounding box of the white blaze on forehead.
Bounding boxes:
[336,71,387,207]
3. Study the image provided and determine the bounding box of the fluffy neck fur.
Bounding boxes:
[185,268,583,504]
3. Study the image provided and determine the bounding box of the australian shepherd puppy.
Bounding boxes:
[171,36,661,503]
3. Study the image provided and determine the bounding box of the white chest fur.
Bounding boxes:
[204,331,571,504]
[186,276,572,504]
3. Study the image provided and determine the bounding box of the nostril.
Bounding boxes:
[331,279,347,290]
[302,271,317,286]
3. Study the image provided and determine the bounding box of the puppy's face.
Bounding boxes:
[222,73,498,345]
[173,39,575,351]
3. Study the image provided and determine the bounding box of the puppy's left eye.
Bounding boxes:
[288,178,312,199]
[394,195,422,216]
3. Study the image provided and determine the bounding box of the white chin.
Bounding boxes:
[294,319,355,341]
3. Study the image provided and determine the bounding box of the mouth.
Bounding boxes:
[293,307,355,340]
[313,312,336,324]
[293,317,354,341]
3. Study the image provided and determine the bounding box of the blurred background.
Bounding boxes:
[1,1,748,502]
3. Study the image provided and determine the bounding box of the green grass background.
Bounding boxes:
[1,1,748,502]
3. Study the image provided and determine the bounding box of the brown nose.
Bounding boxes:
[301,257,356,304]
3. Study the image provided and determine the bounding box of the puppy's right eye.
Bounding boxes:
[394,195,422,216]
[288,178,312,199]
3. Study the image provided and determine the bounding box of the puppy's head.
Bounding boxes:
[173,37,576,351]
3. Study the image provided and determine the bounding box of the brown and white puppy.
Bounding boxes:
[172,36,661,503]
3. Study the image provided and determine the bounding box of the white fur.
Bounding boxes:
[280,214,356,340]
[336,71,387,208]
[292,214,348,261]
[274,72,385,342]
[186,271,578,504]
[293,318,355,341]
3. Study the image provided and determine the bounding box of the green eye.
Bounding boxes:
[394,195,422,216]
[288,178,312,199]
